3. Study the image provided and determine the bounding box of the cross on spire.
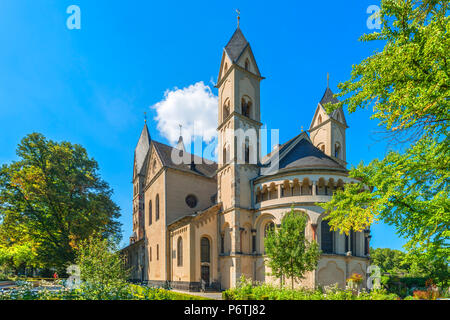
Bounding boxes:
[144,111,147,124]
[327,72,330,88]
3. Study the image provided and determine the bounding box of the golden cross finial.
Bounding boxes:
[236,9,240,27]
[327,72,330,88]
[301,126,304,132]
[144,111,147,124]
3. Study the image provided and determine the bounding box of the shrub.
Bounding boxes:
[222,276,400,300]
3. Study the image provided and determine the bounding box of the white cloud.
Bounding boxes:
[151,82,218,145]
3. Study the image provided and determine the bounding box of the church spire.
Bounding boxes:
[176,124,186,152]
[236,9,240,28]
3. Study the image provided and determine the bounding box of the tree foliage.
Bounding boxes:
[75,234,130,299]
[264,209,320,289]
[370,247,410,274]
[320,0,449,284]
[0,133,121,271]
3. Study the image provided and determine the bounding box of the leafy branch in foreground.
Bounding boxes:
[320,0,449,285]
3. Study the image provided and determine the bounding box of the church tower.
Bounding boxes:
[131,122,151,242]
[216,26,264,287]
[309,83,348,167]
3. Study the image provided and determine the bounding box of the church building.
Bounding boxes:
[121,26,370,291]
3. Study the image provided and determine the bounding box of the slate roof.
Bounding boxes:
[319,87,347,123]
[152,141,217,178]
[320,87,340,106]
[262,132,345,172]
[134,124,151,175]
[224,27,249,62]
[279,137,345,170]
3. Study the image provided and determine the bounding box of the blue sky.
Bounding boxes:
[0,0,407,250]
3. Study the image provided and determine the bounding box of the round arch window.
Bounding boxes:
[185,194,198,208]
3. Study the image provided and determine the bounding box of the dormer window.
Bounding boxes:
[245,59,250,71]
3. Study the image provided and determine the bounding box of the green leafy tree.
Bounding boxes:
[264,209,320,289]
[370,247,410,274]
[0,133,121,272]
[320,0,449,285]
[75,234,130,299]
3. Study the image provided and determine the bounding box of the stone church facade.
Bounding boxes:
[122,27,370,291]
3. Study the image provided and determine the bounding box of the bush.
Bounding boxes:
[222,276,400,300]
[0,281,208,300]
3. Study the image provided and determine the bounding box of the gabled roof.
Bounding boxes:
[152,141,217,179]
[134,124,151,176]
[224,27,249,62]
[261,132,346,173]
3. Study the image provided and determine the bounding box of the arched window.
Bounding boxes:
[148,200,152,225]
[244,58,250,71]
[318,114,322,124]
[149,247,152,262]
[177,237,183,266]
[201,237,210,263]
[156,244,159,260]
[244,137,250,164]
[241,97,252,118]
[321,220,334,254]
[224,62,228,73]
[223,99,230,119]
[334,143,341,159]
[155,194,160,221]
[220,233,225,254]
[223,145,229,164]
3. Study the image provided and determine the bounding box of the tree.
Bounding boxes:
[0,133,121,272]
[370,247,410,274]
[75,234,130,299]
[320,0,449,285]
[264,209,320,289]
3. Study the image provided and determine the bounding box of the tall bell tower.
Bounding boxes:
[215,25,264,288]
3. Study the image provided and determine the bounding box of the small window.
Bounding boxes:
[177,237,183,266]
[155,194,160,221]
[318,114,322,124]
[241,98,252,118]
[148,200,152,225]
[157,244,159,260]
[334,143,341,159]
[245,59,250,71]
[185,194,198,208]
[201,237,210,263]
[321,220,334,254]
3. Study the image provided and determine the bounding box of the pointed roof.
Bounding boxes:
[320,87,340,106]
[224,27,249,62]
[134,124,151,175]
[176,135,186,152]
[314,87,348,128]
